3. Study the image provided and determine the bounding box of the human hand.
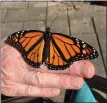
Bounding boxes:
[1,42,95,97]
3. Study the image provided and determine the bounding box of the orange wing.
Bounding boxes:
[45,39,71,70]
[5,30,44,68]
[45,33,98,70]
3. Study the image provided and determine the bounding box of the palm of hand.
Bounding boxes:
[1,43,95,97]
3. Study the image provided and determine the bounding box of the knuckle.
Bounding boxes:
[59,75,68,88]
[3,79,12,85]
[25,85,32,96]
[2,87,16,96]
[2,75,14,85]
[4,75,13,81]
[28,71,42,86]
[40,88,50,97]
[35,72,44,87]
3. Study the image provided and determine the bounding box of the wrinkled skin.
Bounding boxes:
[1,41,95,97]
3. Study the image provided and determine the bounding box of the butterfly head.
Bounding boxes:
[46,27,51,32]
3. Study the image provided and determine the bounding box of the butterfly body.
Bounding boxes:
[5,27,99,70]
[42,27,52,62]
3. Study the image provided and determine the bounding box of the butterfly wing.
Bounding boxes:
[45,39,71,70]
[45,33,99,70]
[5,30,45,68]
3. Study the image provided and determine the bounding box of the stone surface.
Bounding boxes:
[98,38,106,68]
[68,4,106,19]
[23,21,45,31]
[70,18,95,34]
[28,2,47,8]
[1,10,7,23]
[47,20,69,35]
[47,2,69,35]
[93,17,106,34]
[1,22,24,39]
[93,17,106,67]
[4,8,46,22]
[48,2,67,21]
[1,2,28,9]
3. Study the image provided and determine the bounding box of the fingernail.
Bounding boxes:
[84,67,91,77]
[79,61,95,78]
[84,65,95,78]
[51,88,60,95]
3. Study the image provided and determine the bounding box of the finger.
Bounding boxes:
[23,71,84,89]
[69,60,95,78]
[2,83,60,97]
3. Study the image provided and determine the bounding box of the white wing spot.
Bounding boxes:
[93,53,95,55]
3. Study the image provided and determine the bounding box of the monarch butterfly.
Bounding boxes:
[5,27,98,70]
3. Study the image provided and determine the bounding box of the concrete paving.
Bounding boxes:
[0,1,106,102]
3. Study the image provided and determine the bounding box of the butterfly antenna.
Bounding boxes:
[49,16,58,28]
[38,14,45,24]
[45,2,48,28]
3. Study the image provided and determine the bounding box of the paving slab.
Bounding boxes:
[68,4,106,19]
[28,2,47,8]
[1,2,28,9]
[1,9,7,23]
[93,17,106,35]
[23,20,45,31]
[98,38,106,68]
[1,0,14,1]
[70,18,95,34]
[1,22,24,39]
[47,19,69,35]
[47,2,69,35]
[4,7,46,23]
[47,2,67,21]
[93,17,106,67]
[72,34,106,78]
